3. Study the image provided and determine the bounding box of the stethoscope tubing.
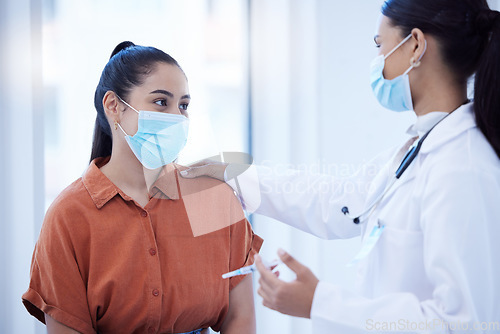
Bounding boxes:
[341,104,463,224]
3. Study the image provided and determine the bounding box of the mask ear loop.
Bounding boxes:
[404,39,428,75]
[384,34,413,60]
[117,96,140,114]
[115,95,140,136]
[114,120,128,136]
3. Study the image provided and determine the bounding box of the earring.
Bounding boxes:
[114,121,118,130]
[410,57,421,68]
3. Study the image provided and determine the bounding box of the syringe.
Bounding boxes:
[222,259,282,279]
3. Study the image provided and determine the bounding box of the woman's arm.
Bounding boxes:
[45,314,81,334]
[219,275,256,334]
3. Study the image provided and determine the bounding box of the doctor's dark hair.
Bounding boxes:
[382,0,500,158]
[90,41,182,162]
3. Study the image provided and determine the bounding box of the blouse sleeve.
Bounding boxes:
[228,219,263,291]
[227,189,264,290]
[22,200,96,334]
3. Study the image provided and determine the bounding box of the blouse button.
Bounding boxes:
[141,211,148,217]
[152,289,160,297]
[149,248,157,256]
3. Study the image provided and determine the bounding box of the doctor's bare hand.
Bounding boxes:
[255,249,319,318]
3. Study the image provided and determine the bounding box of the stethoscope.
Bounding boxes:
[341,103,466,225]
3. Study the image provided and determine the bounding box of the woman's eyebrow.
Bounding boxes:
[150,89,190,100]
[150,89,174,98]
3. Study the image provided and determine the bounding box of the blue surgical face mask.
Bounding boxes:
[370,34,427,112]
[116,97,190,169]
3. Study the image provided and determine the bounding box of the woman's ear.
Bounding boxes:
[102,91,122,121]
[410,28,427,67]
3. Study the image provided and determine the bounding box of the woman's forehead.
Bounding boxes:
[139,63,189,96]
[375,14,403,41]
[375,15,391,36]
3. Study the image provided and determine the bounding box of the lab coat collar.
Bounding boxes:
[406,111,449,138]
[386,102,476,191]
[418,102,476,154]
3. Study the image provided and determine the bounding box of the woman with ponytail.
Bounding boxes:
[182,1,500,332]
[22,42,262,334]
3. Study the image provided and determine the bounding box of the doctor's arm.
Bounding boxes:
[271,165,500,333]
[181,157,388,240]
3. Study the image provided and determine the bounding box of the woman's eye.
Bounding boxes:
[179,103,189,111]
[154,99,167,107]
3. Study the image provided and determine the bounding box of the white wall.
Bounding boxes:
[0,0,45,332]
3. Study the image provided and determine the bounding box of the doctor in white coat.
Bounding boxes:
[181,0,500,332]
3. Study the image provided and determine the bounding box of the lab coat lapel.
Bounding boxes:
[380,103,476,200]
[419,103,476,154]
[371,137,420,204]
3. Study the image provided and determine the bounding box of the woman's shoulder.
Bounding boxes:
[43,177,95,230]
[173,163,247,237]
[34,177,95,255]
[426,125,499,173]
[175,163,237,197]
[49,177,91,210]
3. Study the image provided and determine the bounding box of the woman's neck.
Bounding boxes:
[412,76,468,117]
[100,145,150,192]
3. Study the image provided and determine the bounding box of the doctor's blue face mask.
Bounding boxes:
[115,97,190,169]
[370,34,427,112]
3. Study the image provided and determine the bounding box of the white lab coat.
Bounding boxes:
[227,103,500,333]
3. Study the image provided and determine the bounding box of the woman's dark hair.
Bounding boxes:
[382,0,500,158]
[90,41,182,162]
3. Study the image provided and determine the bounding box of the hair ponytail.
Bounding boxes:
[90,41,136,163]
[474,10,500,159]
[90,41,182,163]
[90,117,113,162]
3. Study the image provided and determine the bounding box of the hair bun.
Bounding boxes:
[110,41,136,59]
[475,9,500,34]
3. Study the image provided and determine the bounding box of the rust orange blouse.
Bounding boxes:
[22,157,263,334]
